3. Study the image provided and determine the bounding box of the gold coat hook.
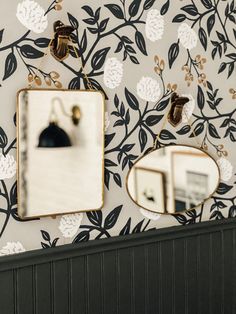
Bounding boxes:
[168,93,190,127]
[50,21,75,62]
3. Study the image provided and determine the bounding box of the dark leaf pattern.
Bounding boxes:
[177,125,191,135]
[190,123,204,137]
[129,0,141,17]
[168,42,179,68]
[161,0,170,15]
[197,85,205,110]
[0,127,8,148]
[156,98,170,111]
[113,173,122,187]
[208,123,220,139]
[34,38,50,48]
[199,27,207,50]
[125,88,139,110]
[105,133,115,148]
[135,31,147,56]
[207,14,215,35]
[217,183,233,195]
[10,182,17,207]
[173,14,186,23]
[201,0,212,9]
[181,4,198,16]
[41,230,50,242]
[91,47,110,70]
[105,4,124,19]
[0,29,4,44]
[132,219,145,233]
[69,77,81,89]
[139,128,148,152]
[73,231,90,243]
[3,52,17,80]
[40,230,59,249]
[146,115,163,126]
[160,129,176,140]
[87,211,103,227]
[119,217,131,235]
[104,205,123,229]
[143,0,155,10]
[68,13,79,29]
[20,45,44,59]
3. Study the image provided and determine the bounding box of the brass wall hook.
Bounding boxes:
[50,21,75,62]
[168,93,190,127]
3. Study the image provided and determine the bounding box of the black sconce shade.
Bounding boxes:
[38,122,72,148]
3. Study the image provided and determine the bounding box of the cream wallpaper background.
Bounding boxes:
[0,0,235,255]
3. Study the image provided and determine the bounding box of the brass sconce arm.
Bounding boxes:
[50,97,81,126]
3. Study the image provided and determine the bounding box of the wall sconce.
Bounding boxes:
[38,97,81,148]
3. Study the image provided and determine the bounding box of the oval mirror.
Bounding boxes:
[126,145,220,214]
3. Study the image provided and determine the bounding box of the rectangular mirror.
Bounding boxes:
[17,89,105,219]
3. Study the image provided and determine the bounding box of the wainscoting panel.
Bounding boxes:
[0,218,236,314]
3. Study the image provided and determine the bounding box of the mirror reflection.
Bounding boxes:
[17,89,104,219]
[127,145,220,214]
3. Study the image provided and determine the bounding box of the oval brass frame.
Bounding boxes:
[126,144,221,216]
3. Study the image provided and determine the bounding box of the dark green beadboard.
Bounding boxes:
[0,218,236,314]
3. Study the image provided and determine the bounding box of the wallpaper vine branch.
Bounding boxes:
[0,0,235,255]
[169,0,236,79]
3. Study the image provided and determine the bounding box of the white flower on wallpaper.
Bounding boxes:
[217,158,233,182]
[16,0,48,34]
[137,77,161,102]
[0,242,25,256]
[103,57,123,89]
[181,94,195,123]
[59,213,83,238]
[145,9,164,42]
[178,23,198,50]
[139,208,161,221]
[105,112,110,132]
[0,154,16,180]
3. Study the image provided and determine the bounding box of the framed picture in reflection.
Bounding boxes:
[134,167,166,213]
[172,151,210,212]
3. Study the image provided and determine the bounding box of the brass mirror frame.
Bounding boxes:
[16,88,106,219]
[126,144,221,216]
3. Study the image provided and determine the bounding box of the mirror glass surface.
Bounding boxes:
[18,89,104,218]
[127,145,220,214]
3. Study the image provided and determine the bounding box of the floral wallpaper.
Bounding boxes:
[0,0,235,255]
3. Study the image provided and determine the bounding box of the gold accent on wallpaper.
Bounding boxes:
[28,70,62,88]
[229,88,236,100]
[182,54,207,87]
[154,55,178,94]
